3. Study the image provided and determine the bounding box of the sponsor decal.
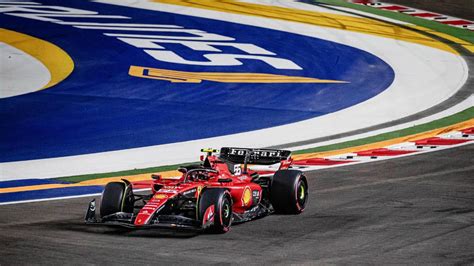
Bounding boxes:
[228,148,283,158]
[241,186,252,207]
[158,185,178,193]
[252,190,260,204]
[154,194,167,199]
[202,205,215,226]
[159,189,177,193]
[207,209,214,220]
[238,176,247,181]
[89,200,96,212]
[182,188,197,196]
[233,164,242,176]
[196,185,203,198]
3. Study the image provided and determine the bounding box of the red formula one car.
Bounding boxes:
[85,147,308,233]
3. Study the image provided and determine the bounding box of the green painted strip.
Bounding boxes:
[294,107,474,154]
[314,0,474,44]
[57,163,197,183]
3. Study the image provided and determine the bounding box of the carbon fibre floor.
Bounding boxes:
[1,144,473,264]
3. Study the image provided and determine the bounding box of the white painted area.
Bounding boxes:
[0,42,50,98]
[0,2,40,4]
[0,0,470,179]
[56,22,183,27]
[0,193,102,206]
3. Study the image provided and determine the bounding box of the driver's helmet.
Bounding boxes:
[196,172,208,180]
[189,170,209,181]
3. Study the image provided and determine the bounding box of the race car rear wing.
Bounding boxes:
[219,147,291,165]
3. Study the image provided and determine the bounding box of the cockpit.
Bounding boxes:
[178,167,218,182]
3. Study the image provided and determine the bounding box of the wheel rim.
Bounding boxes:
[223,202,230,219]
[296,179,307,209]
[221,197,232,228]
[299,184,305,200]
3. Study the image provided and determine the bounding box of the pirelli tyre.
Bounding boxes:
[100,181,134,218]
[270,169,308,214]
[198,188,233,233]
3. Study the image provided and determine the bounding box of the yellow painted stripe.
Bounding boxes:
[462,44,474,54]
[130,65,346,83]
[408,25,472,45]
[0,183,84,194]
[293,118,474,160]
[0,28,74,89]
[0,170,181,194]
[152,0,457,55]
[78,170,181,186]
[408,25,473,54]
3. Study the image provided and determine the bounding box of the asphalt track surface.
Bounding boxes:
[1,144,473,265]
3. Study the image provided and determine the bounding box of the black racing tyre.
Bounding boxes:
[198,188,232,233]
[100,181,134,218]
[270,169,308,214]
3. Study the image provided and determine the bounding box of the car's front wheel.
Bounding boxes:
[198,188,233,233]
[100,181,134,218]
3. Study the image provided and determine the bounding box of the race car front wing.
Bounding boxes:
[84,199,204,231]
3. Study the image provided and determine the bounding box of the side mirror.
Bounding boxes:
[151,174,161,180]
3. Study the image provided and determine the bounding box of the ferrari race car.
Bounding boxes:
[85,147,308,233]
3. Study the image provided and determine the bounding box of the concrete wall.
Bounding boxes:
[387,0,474,20]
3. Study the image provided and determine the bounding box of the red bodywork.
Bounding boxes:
[132,155,291,227]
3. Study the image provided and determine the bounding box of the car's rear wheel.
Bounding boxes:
[270,169,308,214]
[198,188,232,233]
[100,181,134,218]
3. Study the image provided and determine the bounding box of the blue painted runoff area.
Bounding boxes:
[0,0,395,162]
[0,186,104,204]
